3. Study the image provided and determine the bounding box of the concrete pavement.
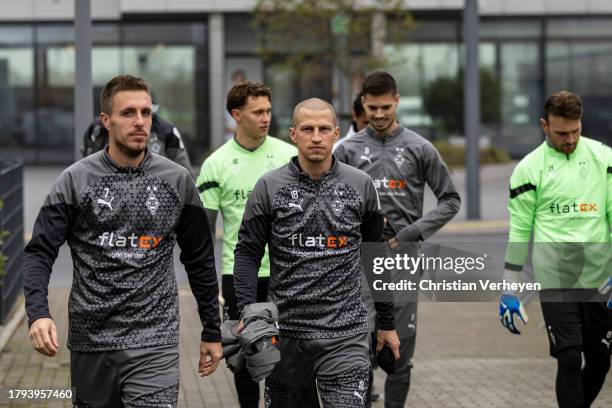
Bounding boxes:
[2,288,611,407]
[1,163,611,407]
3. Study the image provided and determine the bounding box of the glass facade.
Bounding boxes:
[379,16,612,156]
[1,14,612,165]
[546,20,612,143]
[0,22,208,164]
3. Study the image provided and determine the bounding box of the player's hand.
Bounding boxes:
[198,341,222,377]
[236,319,244,333]
[499,293,529,335]
[598,276,612,309]
[376,329,401,361]
[386,236,400,250]
[28,317,58,357]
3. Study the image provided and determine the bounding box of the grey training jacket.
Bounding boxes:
[23,148,220,352]
[234,157,395,339]
[334,125,460,242]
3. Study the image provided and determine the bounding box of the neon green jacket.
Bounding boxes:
[505,136,612,289]
[197,136,296,277]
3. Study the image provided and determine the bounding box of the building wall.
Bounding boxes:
[3,1,612,21]
[2,2,612,164]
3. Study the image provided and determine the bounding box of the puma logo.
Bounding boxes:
[288,199,304,212]
[353,391,365,405]
[98,188,115,211]
[602,338,611,349]
[360,154,373,164]
[97,196,114,211]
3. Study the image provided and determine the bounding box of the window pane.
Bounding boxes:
[547,19,612,38]
[92,47,120,87]
[122,46,197,145]
[498,42,542,156]
[0,47,35,162]
[384,43,459,133]
[547,41,612,146]
[480,20,541,39]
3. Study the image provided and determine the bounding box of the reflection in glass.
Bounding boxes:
[0,48,35,161]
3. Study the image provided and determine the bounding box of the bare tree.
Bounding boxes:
[252,0,415,121]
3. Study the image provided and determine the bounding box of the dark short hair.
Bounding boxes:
[543,90,582,121]
[226,81,272,113]
[353,92,365,117]
[362,71,397,97]
[100,75,150,115]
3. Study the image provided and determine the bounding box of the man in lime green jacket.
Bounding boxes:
[500,90,611,408]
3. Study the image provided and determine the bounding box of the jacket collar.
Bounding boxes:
[101,145,152,174]
[364,122,404,142]
[544,136,583,160]
[289,155,339,182]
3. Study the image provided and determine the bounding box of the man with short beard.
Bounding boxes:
[500,90,611,408]
[24,75,222,407]
[335,71,460,407]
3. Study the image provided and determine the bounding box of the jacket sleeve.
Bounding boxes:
[606,145,612,242]
[361,178,395,330]
[504,161,537,271]
[396,143,460,242]
[175,173,221,342]
[23,170,77,326]
[196,157,221,212]
[233,177,271,315]
[333,142,348,163]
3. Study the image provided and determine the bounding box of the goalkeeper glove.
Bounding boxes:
[599,276,612,309]
[499,269,529,335]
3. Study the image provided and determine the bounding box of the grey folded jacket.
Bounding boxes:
[221,320,246,373]
[221,302,280,382]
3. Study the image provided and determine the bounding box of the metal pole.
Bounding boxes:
[74,0,93,162]
[464,0,480,219]
[209,13,225,150]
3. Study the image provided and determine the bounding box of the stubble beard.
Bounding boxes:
[114,138,146,158]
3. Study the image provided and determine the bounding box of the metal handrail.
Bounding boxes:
[0,159,24,323]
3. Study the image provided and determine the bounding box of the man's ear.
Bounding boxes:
[333,127,340,142]
[100,112,111,131]
[231,109,240,122]
[540,118,548,135]
[289,126,297,144]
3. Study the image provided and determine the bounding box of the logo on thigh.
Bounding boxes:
[353,390,365,405]
[547,325,557,346]
[602,331,612,349]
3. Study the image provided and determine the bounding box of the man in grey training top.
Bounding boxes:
[24,75,221,407]
[234,98,400,407]
[335,71,460,407]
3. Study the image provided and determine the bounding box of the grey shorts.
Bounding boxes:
[71,344,179,408]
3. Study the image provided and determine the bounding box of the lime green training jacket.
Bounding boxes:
[504,136,612,289]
